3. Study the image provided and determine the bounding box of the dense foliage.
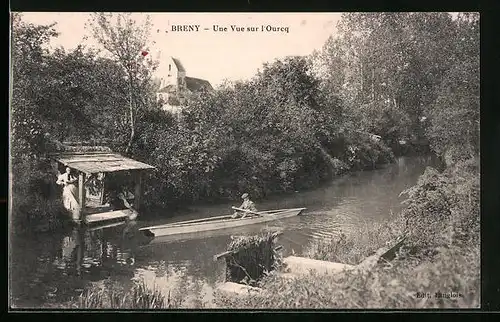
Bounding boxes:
[137,57,394,207]
[312,12,479,156]
[10,14,157,231]
[400,159,480,252]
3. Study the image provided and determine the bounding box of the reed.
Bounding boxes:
[73,279,168,309]
[303,215,407,265]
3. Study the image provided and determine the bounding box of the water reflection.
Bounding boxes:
[54,224,138,278]
[10,221,146,308]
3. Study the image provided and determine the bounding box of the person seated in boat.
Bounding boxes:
[231,193,257,219]
[106,185,138,220]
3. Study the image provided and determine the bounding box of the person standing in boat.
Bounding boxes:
[232,193,257,219]
[56,167,81,220]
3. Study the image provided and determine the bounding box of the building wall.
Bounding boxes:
[158,57,185,89]
[155,56,196,113]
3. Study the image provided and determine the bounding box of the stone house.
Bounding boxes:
[155,56,213,113]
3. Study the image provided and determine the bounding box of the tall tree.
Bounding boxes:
[11,13,59,159]
[315,12,462,147]
[87,13,158,154]
[424,12,479,163]
[40,46,134,143]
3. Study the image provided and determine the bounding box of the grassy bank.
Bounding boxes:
[49,281,175,309]
[215,158,480,309]
[215,244,479,309]
[49,277,210,309]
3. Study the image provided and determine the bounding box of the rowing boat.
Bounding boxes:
[139,207,306,238]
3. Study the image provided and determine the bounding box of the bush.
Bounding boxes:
[11,157,67,233]
[343,134,395,171]
[224,231,283,285]
[399,157,479,253]
[124,56,398,211]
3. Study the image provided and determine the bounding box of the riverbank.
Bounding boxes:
[215,158,480,309]
[48,243,479,309]
[36,156,478,309]
[214,243,479,309]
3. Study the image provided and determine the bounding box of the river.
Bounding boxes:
[9,156,439,308]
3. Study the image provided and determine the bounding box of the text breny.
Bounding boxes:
[171,25,200,32]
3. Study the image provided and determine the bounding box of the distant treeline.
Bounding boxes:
[10,13,479,230]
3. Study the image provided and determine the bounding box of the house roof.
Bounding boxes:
[171,57,186,73]
[157,84,175,93]
[51,151,155,174]
[185,76,213,92]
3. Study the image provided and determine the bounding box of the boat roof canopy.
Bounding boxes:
[51,151,155,174]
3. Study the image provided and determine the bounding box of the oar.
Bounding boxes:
[140,214,231,230]
[231,206,264,217]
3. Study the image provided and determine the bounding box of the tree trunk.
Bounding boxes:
[371,68,375,101]
[360,61,364,96]
[125,77,135,155]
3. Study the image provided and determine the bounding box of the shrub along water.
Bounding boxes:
[400,159,480,253]
[133,58,396,211]
[224,231,283,285]
[10,157,68,234]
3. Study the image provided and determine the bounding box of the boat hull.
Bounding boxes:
[139,208,305,238]
[141,224,283,245]
[83,209,137,225]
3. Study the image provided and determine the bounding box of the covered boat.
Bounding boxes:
[50,145,155,225]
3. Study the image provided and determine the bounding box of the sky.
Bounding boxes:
[19,12,342,87]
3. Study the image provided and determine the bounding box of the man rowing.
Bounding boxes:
[231,193,257,219]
